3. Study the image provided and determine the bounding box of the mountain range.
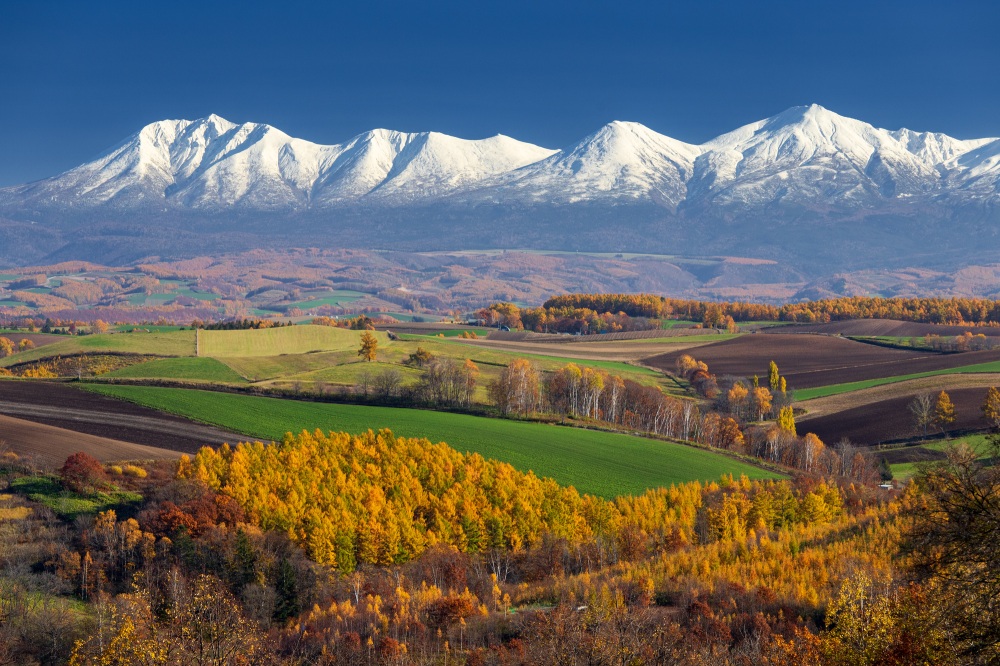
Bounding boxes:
[2,104,1000,275]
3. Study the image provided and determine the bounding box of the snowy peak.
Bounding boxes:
[487,120,702,206]
[3,106,1000,215]
[690,103,997,205]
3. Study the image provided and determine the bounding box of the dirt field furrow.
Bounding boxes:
[798,387,993,446]
[0,380,245,460]
[798,373,1000,420]
[456,338,721,362]
[647,334,1000,389]
[0,413,182,467]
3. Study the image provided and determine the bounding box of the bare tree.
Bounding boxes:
[372,368,402,400]
[909,393,934,439]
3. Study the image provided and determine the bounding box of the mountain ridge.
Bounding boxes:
[2,104,1000,275]
[5,104,999,213]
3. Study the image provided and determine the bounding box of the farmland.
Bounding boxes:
[769,319,1000,338]
[105,357,249,384]
[799,386,994,446]
[0,380,242,461]
[648,333,1000,391]
[83,384,781,498]
[197,325,376,357]
[0,329,196,367]
[0,412,182,467]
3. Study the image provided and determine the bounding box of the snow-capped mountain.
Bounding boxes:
[2,105,1000,271]
[2,115,556,210]
[473,121,701,208]
[5,105,998,214]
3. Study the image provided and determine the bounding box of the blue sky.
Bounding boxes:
[1,0,998,186]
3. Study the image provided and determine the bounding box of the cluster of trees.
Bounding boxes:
[0,336,33,357]
[199,318,292,330]
[484,355,861,478]
[512,293,1000,330]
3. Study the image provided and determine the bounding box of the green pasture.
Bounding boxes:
[0,330,196,367]
[401,327,492,338]
[106,357,248,384]
[888,434,994,481]
[82,384,781,498]
[794,360,1000,401]
[285,289,367,310]
[197,325,382,358]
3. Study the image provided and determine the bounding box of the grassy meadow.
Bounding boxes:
[84,384,781,498]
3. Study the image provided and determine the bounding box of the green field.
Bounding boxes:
[198,325,381,358]
[211,333,669,395]
[284,289,367,310]
[888,435,995,481]
[795,360,1000,401]
[83,384,780,498]
[106,357,249,384]
[0,330,196,367]
[402,327,492,338]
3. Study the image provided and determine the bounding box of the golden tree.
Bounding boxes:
[934,390,956,431]
[768,360,780,391]
[358,331,379,362]
[777,406,796,434]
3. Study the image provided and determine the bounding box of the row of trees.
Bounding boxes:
[483,356,867,478]
[498,294,1000,332]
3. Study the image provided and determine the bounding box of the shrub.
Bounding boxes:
[123,464,147,479]
[108,465,124,476]
[59,452,108,494]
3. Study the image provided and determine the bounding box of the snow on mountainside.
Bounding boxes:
[470,121,702,208]
[2,106,1000,215]
[690,104,969,206]
[2,116,556,210]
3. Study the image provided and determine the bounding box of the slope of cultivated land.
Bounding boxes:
[648,334,1000,390]
[883,435,995,481]
[0,330,196,367]
[0,413,182,468]
[104,357,249,384]
[799,387,993,446]
[794,361,1000,401]
[797,373,1000,419]
[198,325,382,357]
[454,335,735,362]
[768,319,1000,338]
[0,381,242,455]
[82,384,782,498]
[0,331,66,348]
[217,335,672,398]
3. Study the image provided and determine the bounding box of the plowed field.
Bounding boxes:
[797,387,992,446]
[0,381,243,459]
[0,414,181,467]
[765,319,1000,338]
[646,334,1000,389]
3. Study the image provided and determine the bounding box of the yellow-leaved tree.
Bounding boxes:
[358,330,378,362]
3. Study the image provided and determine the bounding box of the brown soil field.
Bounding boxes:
[484,328,716,343]
[646,334,1000,389]
[767,319,1000,338]
[0,381,243,458]
[797,387,992,446]
[0,413,182,468]
[458,337,724,362]
[797,373,1000,420]
[0,332,66,347]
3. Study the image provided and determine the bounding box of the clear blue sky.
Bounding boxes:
[2,0,998,186]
